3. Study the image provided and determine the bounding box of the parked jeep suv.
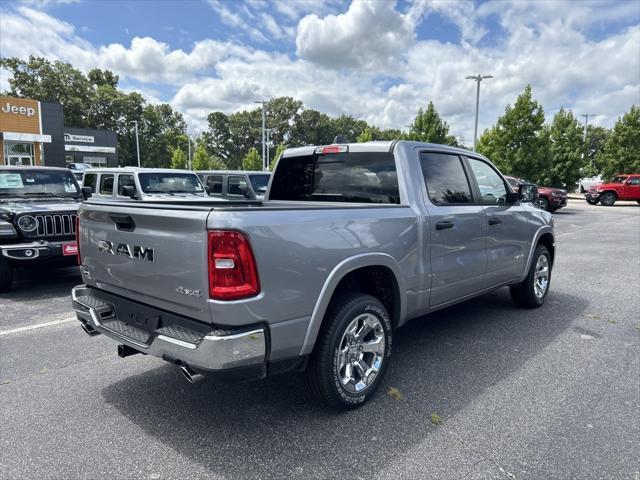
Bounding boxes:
[0,166,82,292]
[585,174,640,206]
[197,170,271,200]
[83,168,208,201]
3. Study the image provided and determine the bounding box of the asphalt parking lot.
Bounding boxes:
[1,199,638,480]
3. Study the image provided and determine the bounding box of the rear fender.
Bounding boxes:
[299,253,406,356]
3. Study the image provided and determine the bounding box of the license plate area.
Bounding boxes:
[115,302,161,333]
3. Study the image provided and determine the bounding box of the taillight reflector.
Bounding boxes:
[75,215,82,265]
[208,230,260,300]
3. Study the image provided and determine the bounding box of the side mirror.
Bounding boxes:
[121,185,138,200]
[244,190,254,199]
[204,185,211,194]
[82,186,93,199]
[518,183,538,203]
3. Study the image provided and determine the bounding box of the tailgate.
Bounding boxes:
[78,202,212,323]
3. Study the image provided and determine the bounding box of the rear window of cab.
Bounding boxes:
[269,152,400,204]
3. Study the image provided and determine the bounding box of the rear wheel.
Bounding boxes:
[510,245,551,308]
[0,258,13,293]
[600,192,616,206]
[306,293,392,409]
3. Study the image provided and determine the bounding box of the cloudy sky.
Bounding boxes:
[1,0,638,142]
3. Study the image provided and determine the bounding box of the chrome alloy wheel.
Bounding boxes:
[534,254,550,299]
[336,313,385,393]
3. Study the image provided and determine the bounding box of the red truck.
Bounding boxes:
[585,174,640,206]
[505,176,568,212]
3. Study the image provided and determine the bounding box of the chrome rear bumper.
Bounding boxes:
[71,285,266,371]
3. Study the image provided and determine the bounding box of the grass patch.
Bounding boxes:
[430,413,443,425]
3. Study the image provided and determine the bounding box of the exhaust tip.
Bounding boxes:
[81,322,100,337]
[180,365,205,384]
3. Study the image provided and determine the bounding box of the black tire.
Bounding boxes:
[510,245,551,309]
[306,293,392,409]
[600,191,616,206]
[0,258,13,293]
[536,197,550,211]
[586,198,599,205]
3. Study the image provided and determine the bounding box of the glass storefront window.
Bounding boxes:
[4,142,34,166]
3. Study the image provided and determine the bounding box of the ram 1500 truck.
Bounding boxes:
[72,141,555,409]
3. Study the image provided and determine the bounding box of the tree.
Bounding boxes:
[289,109,334,146]
[204,111,232,164]
[0,56,92,127]
[544,108,584,188]
[191,143,212,170]
[477,85,550,183]
[270,143,286,171]
[408,101,457,145]
[242,147,262,171]
[170,147,187,169]
[329,115,368,143]
[356,127,374,143]
[582,125,610,176]
[597,106,640,180]
[1,56,187,168]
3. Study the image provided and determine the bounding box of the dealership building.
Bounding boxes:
[0,95,117,167]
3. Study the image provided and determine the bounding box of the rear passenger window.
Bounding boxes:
[228,176,249,196]
[420,153,472,205]
[83,173,97,192]
[99,174,114,195]
[206,175,223,194]
[117,174,136,196]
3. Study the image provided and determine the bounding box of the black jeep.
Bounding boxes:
[0,166,83,292]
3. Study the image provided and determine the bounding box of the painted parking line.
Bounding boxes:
[0,317,76,336]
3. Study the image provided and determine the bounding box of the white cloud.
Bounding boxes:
[1,1,638,142]
[296,0,415,70]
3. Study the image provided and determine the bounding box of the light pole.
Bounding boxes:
[265,129,272,171]
[254,100,266,171]
[466,74,493,151]
[131,120,141,167]
[187,134,192,170]
[580,113,597,168]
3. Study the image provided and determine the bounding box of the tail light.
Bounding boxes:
[208,230,260,300]
[75,215,81,265]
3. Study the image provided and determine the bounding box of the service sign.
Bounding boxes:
[64,133,95,143]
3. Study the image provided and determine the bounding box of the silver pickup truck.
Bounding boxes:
[72,141,554,408]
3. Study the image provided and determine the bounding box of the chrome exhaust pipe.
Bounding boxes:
[81,322,100,337]
[180,365,205,384]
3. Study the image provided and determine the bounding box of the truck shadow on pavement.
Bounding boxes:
[102,289,587,479]
[0,266,80,301]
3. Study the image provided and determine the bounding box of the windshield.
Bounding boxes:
[0,170,81,198]
[249,174,270,194]
[138,172,204,194]
[609,176,627,184]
